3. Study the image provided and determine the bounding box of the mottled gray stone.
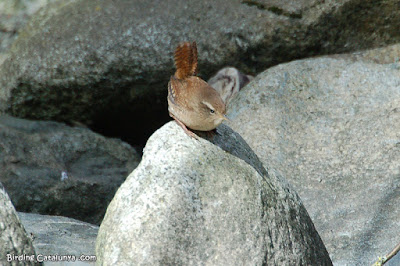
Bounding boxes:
[331,43,400,65]
[227,48,400,265]
[0,115,140,225]
[18,212,98,266]
[0,183,38,265]
[0,0,62,54]
[96,121,332,265]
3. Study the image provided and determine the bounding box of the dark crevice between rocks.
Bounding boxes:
[89,70,232,154]
[86,73,173,154]
[85,67,174,153]
[8,76,174,156]
[90,90,171,155]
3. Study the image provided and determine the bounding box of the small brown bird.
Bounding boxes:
[167,42,228,138]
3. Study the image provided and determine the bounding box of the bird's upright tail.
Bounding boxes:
[174,41,198,80]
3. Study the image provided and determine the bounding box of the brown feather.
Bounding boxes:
[174,42,198,79]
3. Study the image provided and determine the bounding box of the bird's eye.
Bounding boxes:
[210,109,215,114]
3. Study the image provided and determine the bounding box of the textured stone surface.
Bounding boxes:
[0,115,140,225]
[227,48,400,265]
[0,0,61,54]
[96,121,332,265]
[0,183,38,265]
[331,43,400,65]
[18,212,98,265]
[0,0,399,146]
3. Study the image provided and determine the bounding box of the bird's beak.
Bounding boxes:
[222,115,230,122]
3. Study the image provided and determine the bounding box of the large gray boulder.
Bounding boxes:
[18,212,98,266]
[0,0,399,145]
[96,122,332,265]
[0,183,38,265]
[0,115,140,225]
[227,46,400,265]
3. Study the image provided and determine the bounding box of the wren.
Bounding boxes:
[167,41,227,138]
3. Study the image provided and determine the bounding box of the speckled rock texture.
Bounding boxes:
[18,212,98,265]
[0,0,62,55]
[0,115,140,225]
[0,183,38,265]
[227,46,400,265]
[0,0,399,145]
[96,122,332,265]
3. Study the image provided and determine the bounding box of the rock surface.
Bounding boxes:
[18,212,98,265]
[227,47,400,265]
[96,121,332,265]
[0,115,140,225]
[332,43,400,65]
[0,182,38,265]
[0,0,61,54]
[0,0,399,146]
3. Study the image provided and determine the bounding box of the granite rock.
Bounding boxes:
[96,121,332,265]
[0,115,140,225]
[0,183,38,265]
[18,212,98,266]
[227,47,400,265]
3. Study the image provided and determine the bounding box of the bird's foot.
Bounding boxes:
[169,113,199,139]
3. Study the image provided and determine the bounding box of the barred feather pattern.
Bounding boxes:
[174,41,198,79]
